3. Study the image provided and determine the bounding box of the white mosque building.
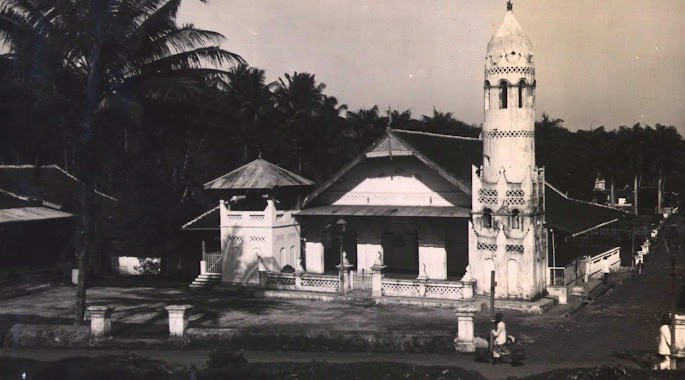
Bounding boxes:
[184,2,625,302]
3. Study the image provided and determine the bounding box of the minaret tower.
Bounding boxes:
[468,1,547,300]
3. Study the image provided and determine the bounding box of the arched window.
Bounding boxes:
[499,81,508,109]
[279,247,287,270]
[484,81,491,110]
[483,208,493,229]
[290,246,296,267]
[518,80,525,108]
[511,209,521,230]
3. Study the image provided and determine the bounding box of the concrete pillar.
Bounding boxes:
[371,262,386,297]
[294,271,303,289]
[418,242,447,280]
[305,241,324,274]
[454,305,478,352]
[417,277,427,297]
[166,305,192,339]
[87,305,114,339]
[675,314,685,354]
[336,262,354,295]
[257,271,267,287]
[200,260,207,275]
[71,269,79,285]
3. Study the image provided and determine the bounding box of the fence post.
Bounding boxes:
[371,261,386,297]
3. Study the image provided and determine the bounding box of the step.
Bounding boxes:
[198,274,221,279]
[192,279,220,284]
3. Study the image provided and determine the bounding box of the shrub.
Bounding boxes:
[134,258,161,276]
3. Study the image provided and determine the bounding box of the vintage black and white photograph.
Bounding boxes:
[0,0,684,379]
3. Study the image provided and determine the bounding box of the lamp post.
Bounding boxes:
[665,218,684,370]
[337,218,347,295]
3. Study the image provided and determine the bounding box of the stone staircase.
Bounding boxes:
[571,278,605,300]
[189,273,222,289]
[571,284,587,298]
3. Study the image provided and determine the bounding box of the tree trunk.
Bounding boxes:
[658,165,664,214]
[633,173,639,216]
[74,0,107,325]
[610,176,616,207]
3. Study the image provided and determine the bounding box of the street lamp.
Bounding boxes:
[665,218,685,370]
[337,218,347,295]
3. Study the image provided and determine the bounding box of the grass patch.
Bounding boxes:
[0,354,485,380]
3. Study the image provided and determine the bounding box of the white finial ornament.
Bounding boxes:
[374,251,383,266]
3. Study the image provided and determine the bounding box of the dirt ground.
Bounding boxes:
[0,236,681,368]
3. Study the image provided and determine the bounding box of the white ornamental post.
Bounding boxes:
[371,252,386,298]
[87,305,114,339]
[454,305,478,352]
[166,305,193,339]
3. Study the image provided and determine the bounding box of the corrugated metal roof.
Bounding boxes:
[204,159,314,190]
[0,207,74,224]
[545,183,627,235]
[0,165,116,213]
[296,205,470,218]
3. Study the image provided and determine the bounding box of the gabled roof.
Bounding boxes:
[545,183,629,236]
[303,129,482,207]
[392,130,482,192]
[0,165,116,212]
[204,158,314,191]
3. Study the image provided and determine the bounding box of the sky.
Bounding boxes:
[179,0,685,132]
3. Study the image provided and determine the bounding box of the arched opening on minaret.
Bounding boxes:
[518,80,525,108]
[484,81,491,110]
[511,209,521,230]
[482,208,493,229]
[499,81,508,109]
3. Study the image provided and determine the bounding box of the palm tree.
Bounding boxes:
[389,109,416,130]
[421,107,480,137]
[584,127,623,207]
[651,124,685,213]
[223,64,273,162]
[619,124,648,215]
[270,72,326,174]
[0,0,243,323]
[314,95,347,181]
[345,105,387,150]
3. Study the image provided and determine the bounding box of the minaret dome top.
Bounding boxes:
[486,4,533,67]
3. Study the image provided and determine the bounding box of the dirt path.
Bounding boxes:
[513,234,683,364]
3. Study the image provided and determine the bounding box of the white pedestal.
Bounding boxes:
[88,305,114,338]
[166,305,193,338]
[200,260,207,275]
[371,264,386,297]
[71,269,79,285]
[454,305,477,352]
[675,313,685,355]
